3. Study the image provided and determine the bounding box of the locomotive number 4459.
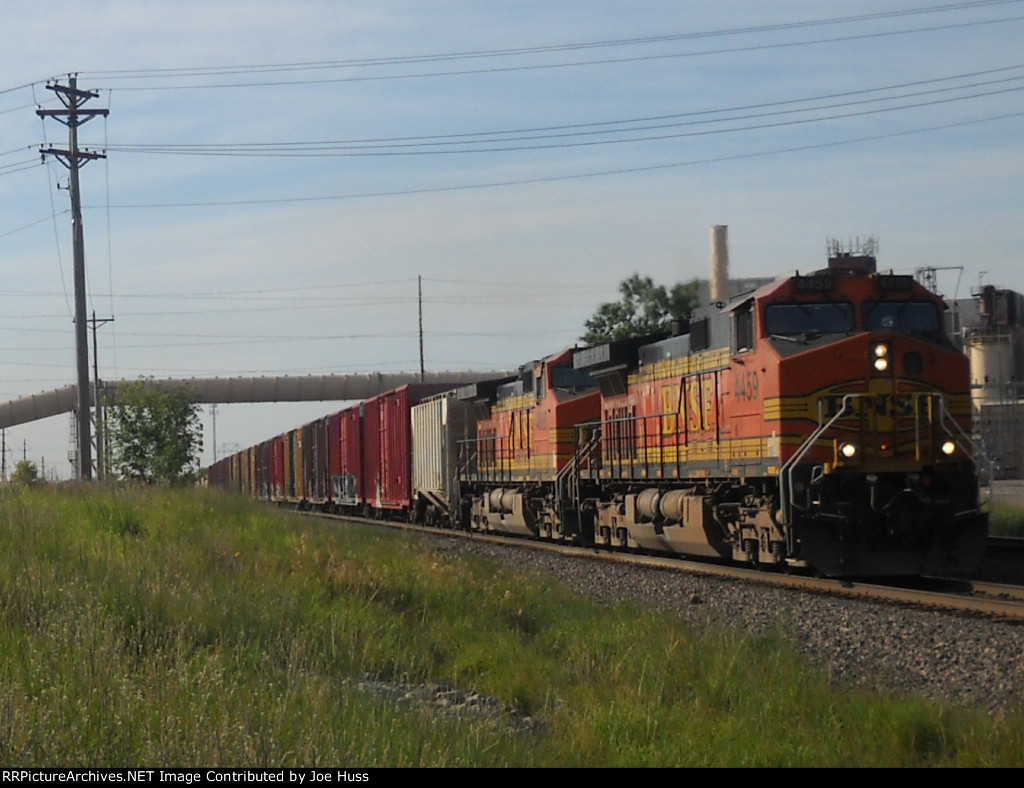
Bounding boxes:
[734,370,759,402]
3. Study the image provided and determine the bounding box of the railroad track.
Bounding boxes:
[295,509,1024,623]
[987,535,1024,554]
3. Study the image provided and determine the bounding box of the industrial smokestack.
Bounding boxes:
[710,225,729,303]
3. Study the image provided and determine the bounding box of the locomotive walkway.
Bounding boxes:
[0,371,511,430]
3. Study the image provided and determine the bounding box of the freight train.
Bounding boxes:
[208,246,989,577]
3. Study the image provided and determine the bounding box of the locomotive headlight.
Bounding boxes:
[872,343,890,372]
[839,442,858,459]
[941,440,957,456]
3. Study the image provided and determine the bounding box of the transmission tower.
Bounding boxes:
[37,76,108,481]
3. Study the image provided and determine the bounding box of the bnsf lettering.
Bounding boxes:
[687,378,702,431]
[660,384,681,435]
[702,375,715,429]
[822,393,921,418]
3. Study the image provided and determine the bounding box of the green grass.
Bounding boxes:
[990,501,1024,537]
[0,485,1022,766]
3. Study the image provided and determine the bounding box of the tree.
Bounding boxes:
[11,460,40,487]
[581,273,699,344]
[107,380,203,485]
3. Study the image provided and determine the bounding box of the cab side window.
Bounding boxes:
[734,301,754,353]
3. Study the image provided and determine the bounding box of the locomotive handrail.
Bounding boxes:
[557,422,602,510]
[906,389,994,507]
[779,394,856,539]
[935,395,995,507]
[585,411,689,479]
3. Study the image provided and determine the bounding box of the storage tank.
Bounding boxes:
[968,332,1015,405]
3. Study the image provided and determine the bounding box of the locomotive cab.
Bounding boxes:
[764,252,988,576]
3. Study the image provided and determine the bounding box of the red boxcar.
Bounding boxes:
[361,384,454,513]
[207,455,230,489]
[268,433,286,502]
[328,404,363,510]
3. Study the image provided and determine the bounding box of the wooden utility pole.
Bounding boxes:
[37,76,108,481]
[418,275,425,382]
[210,404,218,463]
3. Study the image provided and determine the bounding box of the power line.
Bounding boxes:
[3,4,1021,101]
[94,108,1024,210]
[100,64,1024,153]
[70,2,1024,88]
[0,159,42,177]
[104,72,1024,158]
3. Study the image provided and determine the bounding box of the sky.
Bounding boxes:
[0,0,1022,479]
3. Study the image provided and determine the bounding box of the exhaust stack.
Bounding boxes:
[710,225,729,303]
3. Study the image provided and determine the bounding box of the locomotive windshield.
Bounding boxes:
[863,301,942,335]
[764,302,855,337]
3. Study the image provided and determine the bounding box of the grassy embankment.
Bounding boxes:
[1,485,1022,767]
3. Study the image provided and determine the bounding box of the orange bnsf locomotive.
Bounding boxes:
[571,247,987,576]
[209,245,988,578]
[455,347,600,540]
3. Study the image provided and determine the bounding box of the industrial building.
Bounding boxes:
[947,284,1024,479]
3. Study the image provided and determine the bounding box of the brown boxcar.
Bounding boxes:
[284,427,305,504]
[268,433,286,502]
[255,439,271,499]
[303,415,331,506]
[207,455,230,489]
